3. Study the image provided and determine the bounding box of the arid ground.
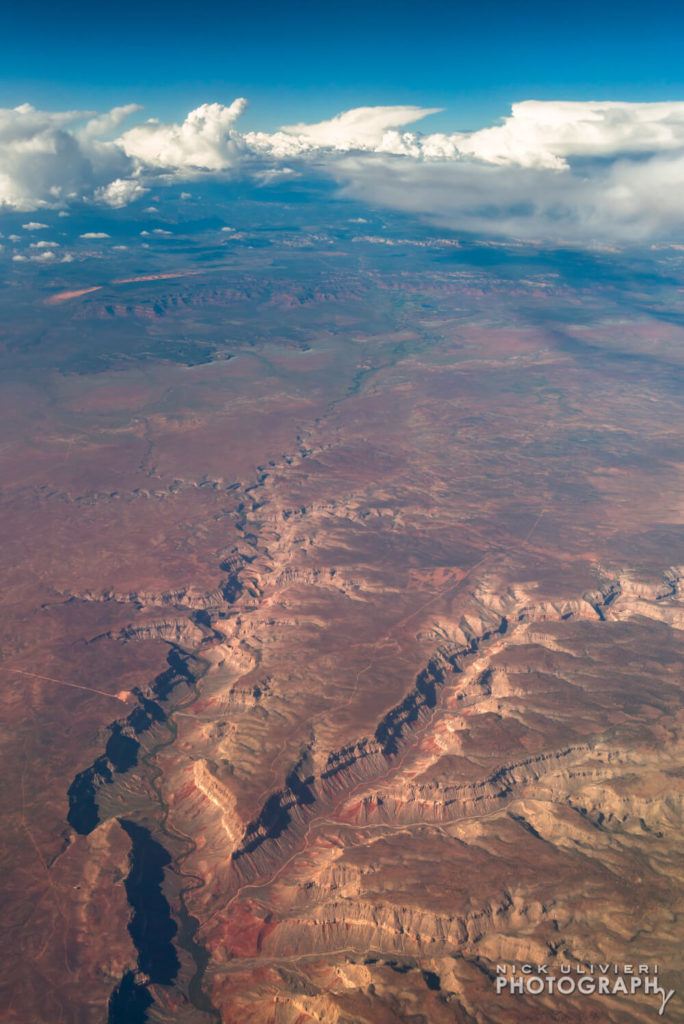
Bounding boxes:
[1,209,684,1023]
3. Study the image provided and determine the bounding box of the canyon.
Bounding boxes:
[1,215,684,1022]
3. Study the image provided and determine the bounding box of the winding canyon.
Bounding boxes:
[2,229,684,1023]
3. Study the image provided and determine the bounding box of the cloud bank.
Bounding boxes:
[3,98,684,241]
[0,103,140,211]
[120,99,248,171]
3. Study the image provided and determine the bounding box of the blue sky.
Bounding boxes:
[4,0,684,131]
[4,0,684,245]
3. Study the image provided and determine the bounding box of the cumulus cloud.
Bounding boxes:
[408,100,684,169]
[22,221,48,230]
[0,99,439,208]
[332,147,684,241]
[4,97,684,240]
[13,248,58,262]
[94,177,147,207]
[78,104,142,141]
[243,99,684,171]
[0,103,137,210]
[248,105,441,157]
[253,166,300,185]
[449,101,684,166]
[119,99,248,171]
[80,231,110,238]
[271,100,684,240]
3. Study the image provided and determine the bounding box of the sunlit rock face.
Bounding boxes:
[1,185,684,1023]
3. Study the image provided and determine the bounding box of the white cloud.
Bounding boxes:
[248,105,441,157]
[333,149,684,241]
[94,177,147,207]
[276,100,684,240]
[12,248,57,262]
[254,166,300,185]
[119,99,248,171]
[30,239,59,247]
[4,97,684,240]
[257,99,684,169]
[448,100,684,168]
[80,231,110,238]
[78,104,142,141]
[0,103,135,210]
[22,221,48,230]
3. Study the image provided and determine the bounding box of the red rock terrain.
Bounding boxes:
[1,236,684,1023]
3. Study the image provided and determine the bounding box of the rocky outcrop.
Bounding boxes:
[65,415,684,1024]
[67,647,200,835]
[262,890,547,958]
[192,760,246,847]
[218,564,684,888]
[68,585,227,611]
[119,617,205,647]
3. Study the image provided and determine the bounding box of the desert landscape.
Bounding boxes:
[1,205,683,1023]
